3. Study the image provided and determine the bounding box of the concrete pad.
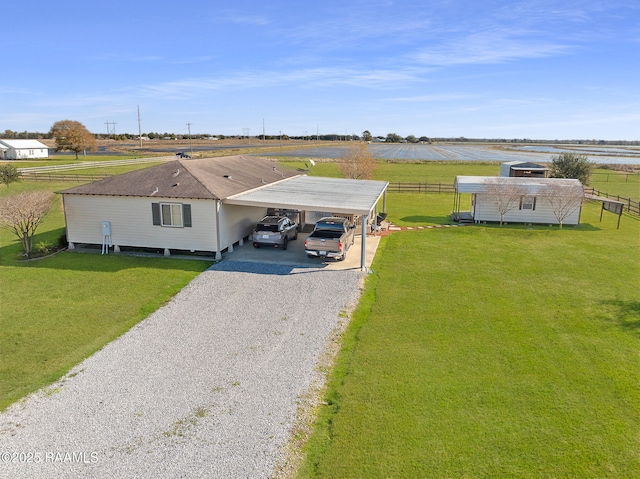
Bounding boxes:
[221,232,381,271]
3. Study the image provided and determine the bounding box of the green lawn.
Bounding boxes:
[591,168,640,200]
[299,199,640,478]
[0,180,210,411]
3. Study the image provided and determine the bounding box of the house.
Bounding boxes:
[60,155,388,266]
[0,139,50,159]
[453,176,584,226]
[500,160,548,178]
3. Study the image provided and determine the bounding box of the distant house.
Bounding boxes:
[60,155,388,265]
[0,139,49,160]
[453,176,584,226]
[500,161,548,178]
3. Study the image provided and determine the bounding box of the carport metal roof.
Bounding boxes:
[224,175,388,216]
[225,175,389,271]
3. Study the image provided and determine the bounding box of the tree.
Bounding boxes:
[0,164,20,187]
[482,178,528,226]
[549,152,593,185]
[0,190,54,255]
[362,130,373,142]
[405,135,418,143]
[542,182,584,229]
[49,120,97,159]
[339,142,376,180]
[386,133,403,143]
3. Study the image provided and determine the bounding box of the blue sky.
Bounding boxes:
[2,0,639,140]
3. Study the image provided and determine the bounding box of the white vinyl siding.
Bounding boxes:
[474,194,580,225]
[218,204,267,250]
[64,195,217,251]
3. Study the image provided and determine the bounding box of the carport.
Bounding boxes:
[224,175,389,270]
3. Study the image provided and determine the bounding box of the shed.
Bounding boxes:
[0,139,49,159]
[61,155,388,269]
[500,160,548,178]
[453,176,584,226]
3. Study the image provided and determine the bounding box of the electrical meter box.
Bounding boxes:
[101,221,111,236]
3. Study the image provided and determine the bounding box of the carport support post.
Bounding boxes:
[215,200,222,261]
[361,214,368,271]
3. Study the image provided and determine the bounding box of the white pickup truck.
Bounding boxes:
[304,217,356,261]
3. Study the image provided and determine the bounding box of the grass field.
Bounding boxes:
[0,180,210,411]
[298,199,640,478]
[280,160,639,199]
[1,158,638,478]
[591,169,640,200]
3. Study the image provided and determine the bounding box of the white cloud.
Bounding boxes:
[413,28,572,66]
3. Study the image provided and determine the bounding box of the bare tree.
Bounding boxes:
[49,120,97,159]
[482,178,528,226]
[542,181,584,229]
[339,142,376,180]
[0,190,54,255]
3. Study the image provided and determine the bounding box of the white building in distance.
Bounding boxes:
[0,139,50,160]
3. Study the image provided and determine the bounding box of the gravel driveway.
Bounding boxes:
[0,261,363,478]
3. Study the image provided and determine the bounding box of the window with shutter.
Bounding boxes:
[153,202,191,227]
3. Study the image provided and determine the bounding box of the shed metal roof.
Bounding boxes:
[225,175,389,215]
[454,176,583,194]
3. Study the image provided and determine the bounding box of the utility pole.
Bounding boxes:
[262,118,265,144]
[316,124,319,142]
[137,106,142,148]
[187,122,193,156]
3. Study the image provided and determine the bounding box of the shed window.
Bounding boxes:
[520,196,536,210]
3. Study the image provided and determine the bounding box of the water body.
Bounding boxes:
[262,144,640,165]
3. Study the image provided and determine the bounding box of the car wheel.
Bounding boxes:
[293,229,298,240]
[282,237,288,250]
[307,254,314,258]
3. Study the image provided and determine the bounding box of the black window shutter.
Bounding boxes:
[532,197,537,211]
[183,204,192,227]
[152,203,161,225]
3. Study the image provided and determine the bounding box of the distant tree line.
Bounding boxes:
[2,127,639,145]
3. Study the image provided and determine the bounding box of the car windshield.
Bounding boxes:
[257,224,279,232]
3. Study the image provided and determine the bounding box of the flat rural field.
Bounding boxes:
[298,198,640,478]
[268,143,640,165]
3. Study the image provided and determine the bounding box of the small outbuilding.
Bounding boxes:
[453,176,584,226]
[500,160,548,178]
[0,139,49,160]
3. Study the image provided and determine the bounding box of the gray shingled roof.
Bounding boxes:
[61,156,300,199]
